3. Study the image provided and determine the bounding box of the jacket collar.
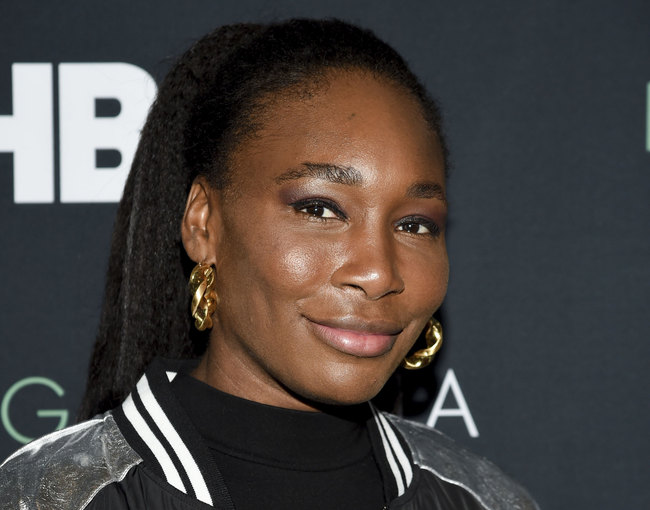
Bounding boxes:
[113,358,414,507]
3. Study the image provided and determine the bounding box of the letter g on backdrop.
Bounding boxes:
[1,377,68,444]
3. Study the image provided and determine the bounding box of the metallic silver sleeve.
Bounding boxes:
[0,412,142,510]
[386,414,540,510]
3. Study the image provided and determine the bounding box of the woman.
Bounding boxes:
[0,19,537,509]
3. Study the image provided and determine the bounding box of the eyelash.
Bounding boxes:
[289,199,440,237]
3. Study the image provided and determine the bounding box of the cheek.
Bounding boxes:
[275,244,322,287]
[404,248,449,313]
[250,230,334,297]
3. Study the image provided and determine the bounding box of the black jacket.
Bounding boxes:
[0,360,538,510]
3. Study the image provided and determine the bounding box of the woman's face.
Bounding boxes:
[186,71,448,410]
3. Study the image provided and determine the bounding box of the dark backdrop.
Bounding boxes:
[1,1,648,508]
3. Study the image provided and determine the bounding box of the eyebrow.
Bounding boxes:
[274,161,446,203]
[406,182,447,203]
[274,163,363,186]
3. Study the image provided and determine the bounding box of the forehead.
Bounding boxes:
[229,70,445,187]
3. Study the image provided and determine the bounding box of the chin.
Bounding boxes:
[274,348,403,410]
[297,370,392,408]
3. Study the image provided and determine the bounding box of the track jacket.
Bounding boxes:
[0,360,538,510]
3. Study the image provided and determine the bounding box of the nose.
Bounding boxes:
[332,228,405,300]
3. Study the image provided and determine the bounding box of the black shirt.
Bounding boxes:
[171,371,392,509]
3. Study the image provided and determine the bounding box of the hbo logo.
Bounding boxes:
[0,63,157,203]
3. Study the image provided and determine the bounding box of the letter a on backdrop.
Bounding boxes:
[427,369,479,437]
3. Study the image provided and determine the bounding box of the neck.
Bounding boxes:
[191,350,323,412]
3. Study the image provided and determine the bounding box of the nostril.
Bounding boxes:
[336,266,404,300]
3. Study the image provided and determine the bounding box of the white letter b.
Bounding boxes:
[58,63,156,203]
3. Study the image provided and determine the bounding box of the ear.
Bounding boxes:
[181,176,221,265]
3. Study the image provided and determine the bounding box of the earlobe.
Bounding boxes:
[181,177,220,265]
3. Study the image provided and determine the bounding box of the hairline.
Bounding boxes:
[213,66,445,196]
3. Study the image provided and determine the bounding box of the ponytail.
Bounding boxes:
[78,24,265,420]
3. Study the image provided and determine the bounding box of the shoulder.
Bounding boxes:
[382,413,539,510]
[0,412,142,510]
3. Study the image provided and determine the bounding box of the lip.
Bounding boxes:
[305,316,403,358]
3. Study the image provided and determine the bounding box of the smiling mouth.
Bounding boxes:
[304,317,403,358]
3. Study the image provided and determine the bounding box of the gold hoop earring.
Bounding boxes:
[401,318,443,370]
[189,262,218,331]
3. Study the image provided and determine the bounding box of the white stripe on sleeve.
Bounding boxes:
[376,411,413,486]
[371,406,406,495]
[122,394,187,494]
[137,375,213,506]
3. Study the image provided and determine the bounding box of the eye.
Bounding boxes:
[290,198,345,220]
[299,203,338,218]
[399,222,430,234]
[396,217,440,237]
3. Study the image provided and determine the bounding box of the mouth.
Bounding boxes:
[304,316,403,358]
